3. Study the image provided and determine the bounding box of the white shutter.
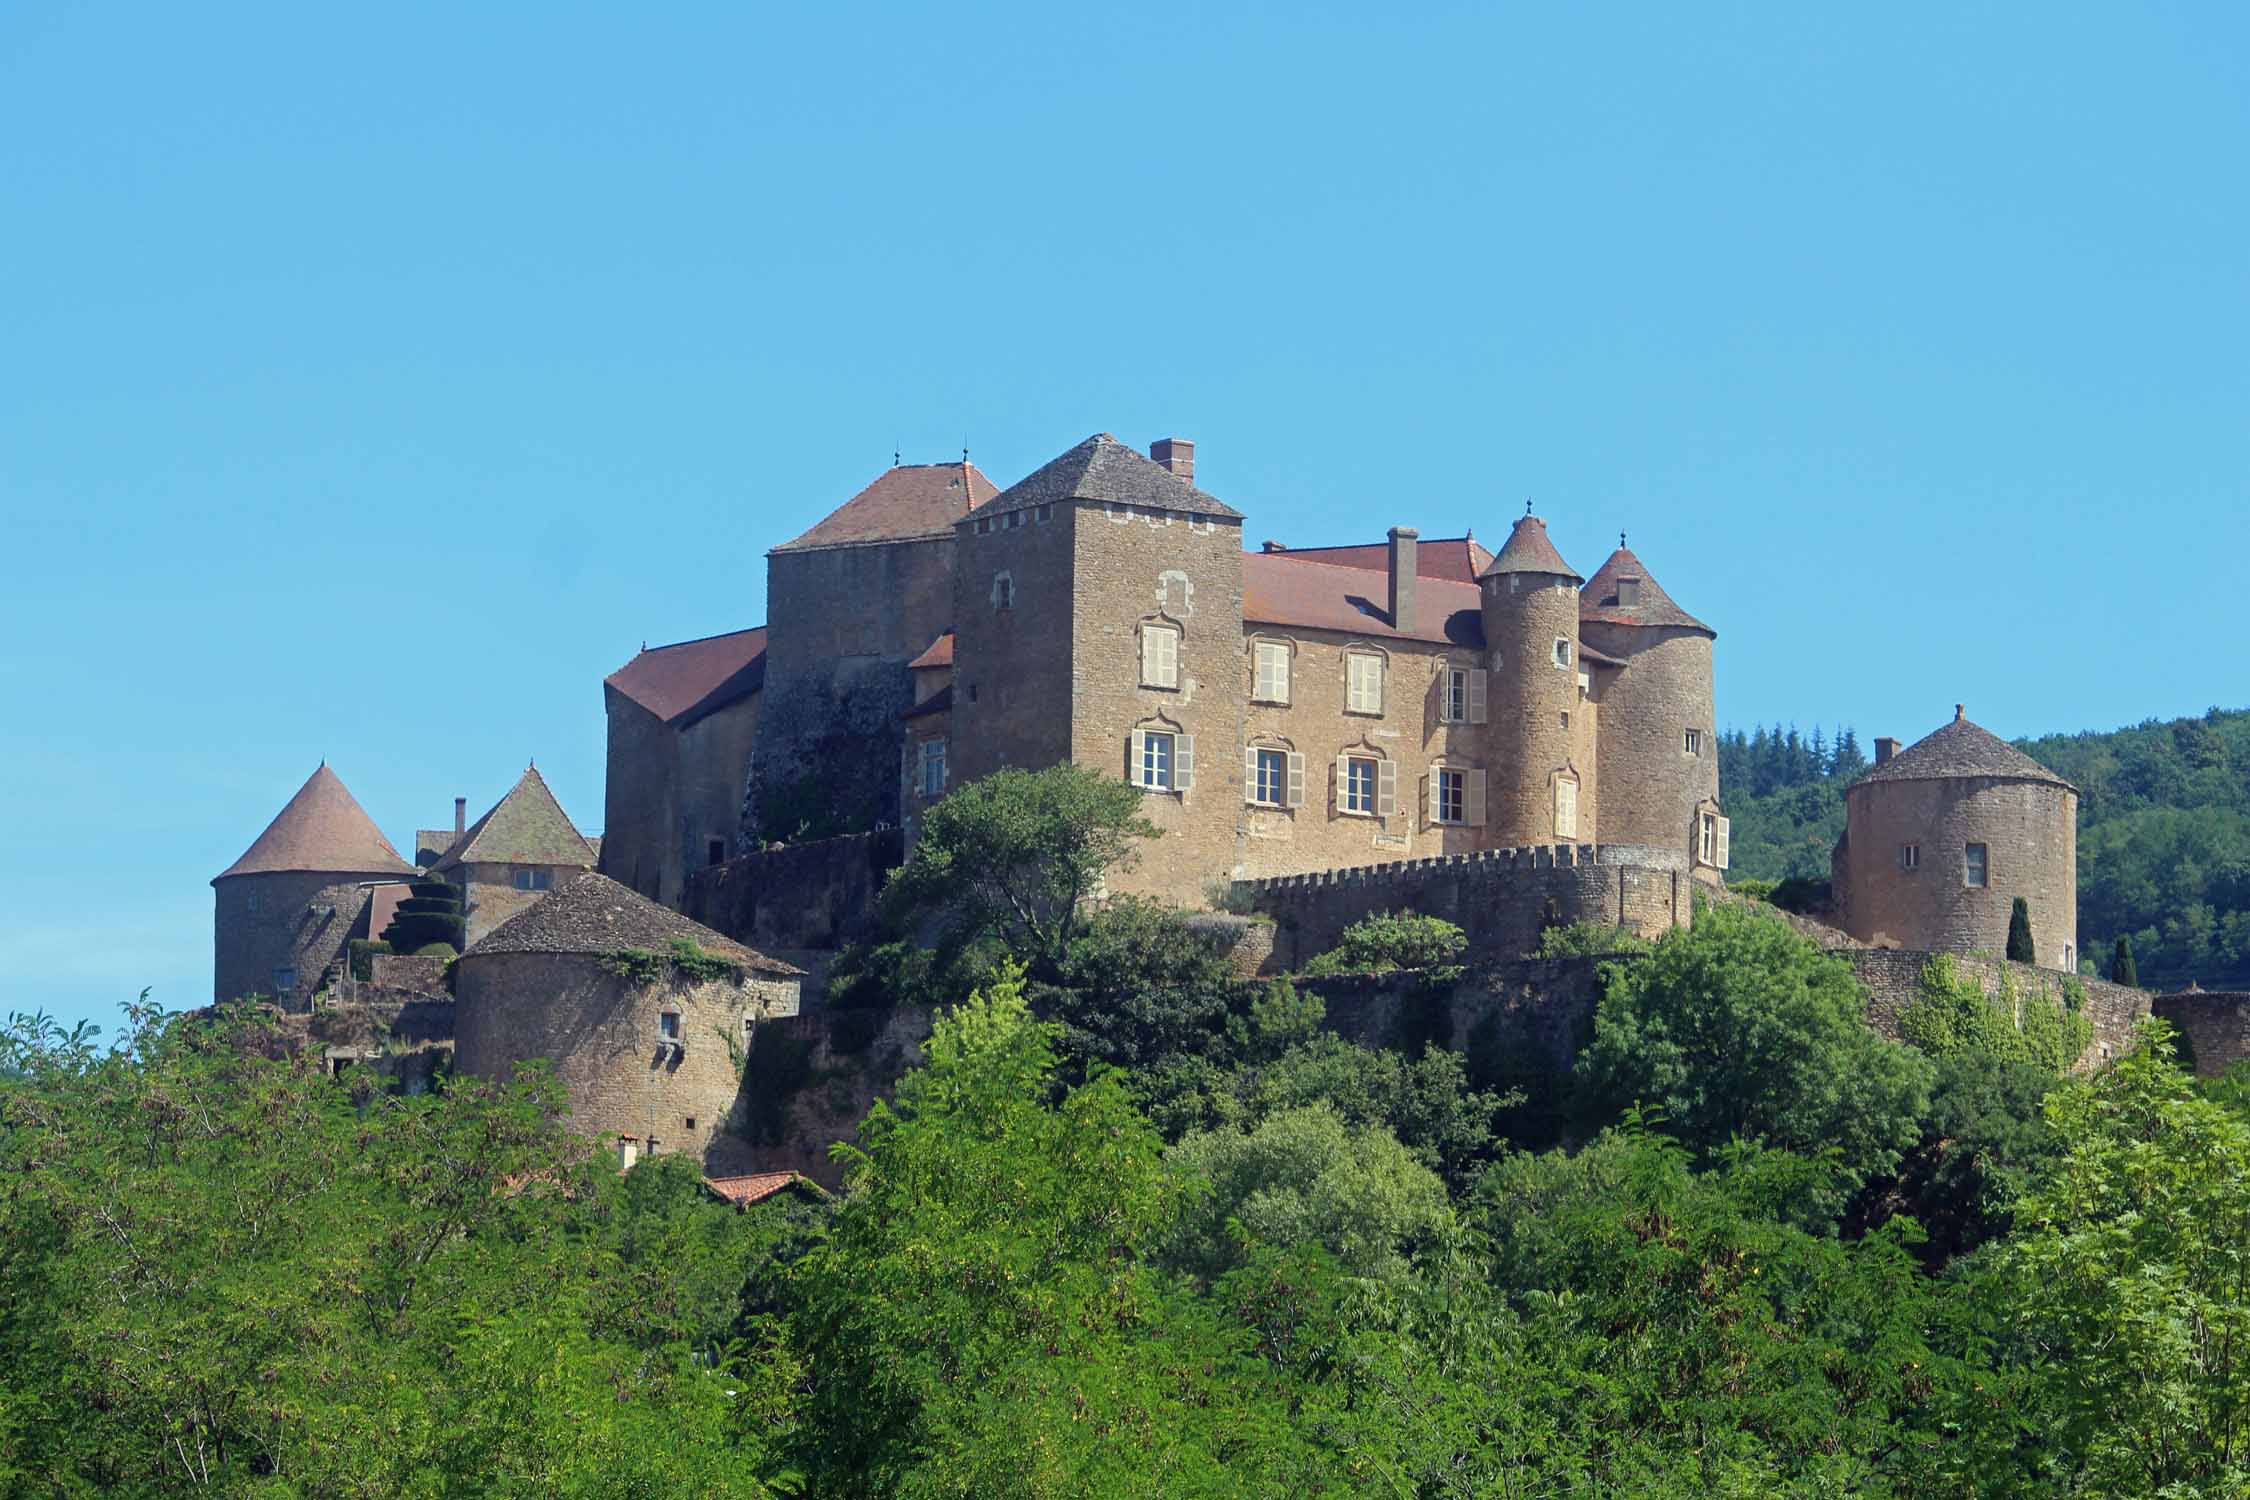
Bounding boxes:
[1555,778,1578,840]
[1369,658,1385,714]
[1467,669,1488,725]
[1424,772,1438,824]
[1129,729,1147,787]
[1254,641,1289,703]
[1142,626,1178,688]
[1377,759,1398,818]
[1273,645,1290,704]
[1466,769,1487,827]
[1243,745,1260,804]
[1334,754,1350,812]
[1176,734,1194,791]
[1715,815,1731,870]
[1286,752,1305,808]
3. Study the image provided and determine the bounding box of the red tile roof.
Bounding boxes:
[1578,546,1712,635]
[703,1171,823,1208]
[1244,553,1484,646]
[606,626,768,727]
[774,462,998,552]
[1479,512,1581,582]
[214,766,417,883]
[1256,536,1496,583]
[908,632,954,670]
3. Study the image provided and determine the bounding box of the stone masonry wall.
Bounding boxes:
[1578,624,1718,869]
[599,688,675,904]
[1239,843,1692,972]
[1846,947,2147,1073]
[214,871,395,1008]
[2151,991,2250,1078]
[685,828,905,953]
[946,499,1077,787]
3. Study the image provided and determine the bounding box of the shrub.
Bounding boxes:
[348,938,393,981]
[1535,920,1653,959]
[1302,912,1466,976]
[1898,954,2092,1075]
[2006,898,2036,963]
[2110,935,2139,987]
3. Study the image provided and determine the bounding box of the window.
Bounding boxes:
[1684,728,1705,756]
[1964,843,1988,888]
[1441,666,1488,725]
[707,838,726,867]
[1008,509,1024,528]
[990,571,1014,610]
[1141,623,1180,689]
[1245,747,1304,808]
[1036,503,1053,522]
[658,1012,681,1042]
[1252,640,1291,703]
[976,516,990,535]
[1131,728,1193,792]
[1560,711,1571,729]
[1698,811,1732,869]
[1552,637,1572,669]
[271,966,297,997]
[1555,778,1579,839]
[1900,843,1921,872]
[1617,577,1642,607]
[685,1116,697,1131]
[1429,767,1486,826]
[246,890,261,914]
[919,738,948,798]
[512,868,552,892]
[1346,652,1384,714]
[1342,756,1378,815]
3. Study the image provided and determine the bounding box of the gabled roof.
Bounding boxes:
[908,632,954,670]
[967,434,1243,523]
[463,870,802,976]
[773,462,997,553]
[606,626,768,728]
[214,766,416,883]
[1478,512,1581,583]
[1255,536,1496,583]
[1579,545,1712,635]
[1244,553,1484,647]
[1850,710,2077,793]
[433,767,596,872]
[704,1171,827,1208]
[902,683,953,721]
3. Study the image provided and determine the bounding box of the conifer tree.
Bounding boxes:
[2006,898,2036,964]
[2110,934,2139,987]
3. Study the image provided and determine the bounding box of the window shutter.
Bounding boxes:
[1334,754,1350,810]
[1273,646,1290,704]
[1370,658,1384,715]
[1176,734,1195,790]
[1377,759,1398,817]
[1555,778,1578,839]
[1466,769,1487,826]
[1286,752,1305,808]
[1715,815,1731,870]
[1424,772,1438,824]
[1243,745,1257,803]
[1467,669,1488,724]
[1142,626,1177,688]
[1129,729,1147,786]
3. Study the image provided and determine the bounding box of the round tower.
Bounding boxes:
[1479,510,1586,847]
[1577,540,1720,874]
[211,765,418,1006]
[1835,708,2079,969]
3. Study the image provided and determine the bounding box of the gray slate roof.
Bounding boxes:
[463,870,802,976]
[1851,713,2077,793]
[433,767,596,873]
[965,434,1243,523]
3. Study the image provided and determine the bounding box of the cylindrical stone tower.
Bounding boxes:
[1479,511,1586,847]
[1578,541,1720,873]
[1834,708,2079,969]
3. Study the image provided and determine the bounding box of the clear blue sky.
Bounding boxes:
[4,4,2245,1033]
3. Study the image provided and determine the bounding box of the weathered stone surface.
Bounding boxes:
[684,829,904,954]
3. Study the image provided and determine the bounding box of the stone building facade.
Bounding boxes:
[1832,709,2080,971]
[454,871,802,1170]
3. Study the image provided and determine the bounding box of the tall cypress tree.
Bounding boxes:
[2006,898,2036,963]
[2110,934,2139,986]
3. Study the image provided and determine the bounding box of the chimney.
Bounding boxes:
[1388,526,1419,633]
[1874,738,1900,766]
[1149,437,1195,485]
[1261,539,1287,552]
[454,797,467,837]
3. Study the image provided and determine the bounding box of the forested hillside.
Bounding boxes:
[1720,708,2250,991]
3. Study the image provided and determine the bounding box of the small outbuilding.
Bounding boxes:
[453,871,803,1169]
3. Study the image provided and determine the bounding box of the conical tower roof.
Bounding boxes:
[433,766,595,872]
[1850,708,2076,792]
[1579,543,1713,635]
[213,765,415,883]
[463,870,801,976]
[1478,510,1581,583]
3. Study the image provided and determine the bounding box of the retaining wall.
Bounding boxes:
[685,828,905,953]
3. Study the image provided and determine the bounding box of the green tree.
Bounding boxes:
[1578,900,1933,1219]
[2109,932,2138,985]
[2006,896,2036,963]
[380,875,466,956]
[1301,909,1466,975]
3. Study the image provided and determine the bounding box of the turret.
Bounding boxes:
[1578,539,1720,875]
[1479,509,1587,846]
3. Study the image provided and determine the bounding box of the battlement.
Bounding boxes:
[1236,841,1687,895]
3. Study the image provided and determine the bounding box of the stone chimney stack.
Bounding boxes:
[454,797,467,838]
[1388,526,1419,633]
[1874,737,1900,766]
[1149,437,1195,485]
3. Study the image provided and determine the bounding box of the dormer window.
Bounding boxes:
[1617,577,1642,607]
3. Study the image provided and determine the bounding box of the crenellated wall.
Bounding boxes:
[1237,842,1691,971]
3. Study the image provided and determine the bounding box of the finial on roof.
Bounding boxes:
[1525,499,1533,517]
[962,444,969,464]
[1955,704,1965,721]
[1620,529,1627,549]
[893,448,899,467]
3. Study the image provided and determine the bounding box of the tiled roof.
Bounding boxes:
[463,870,802,975]
[704,1171,824,1207]
[433,767,596,872]
[1851,711,2076,792]
[1478,513,1581,582]
[967,434,1243,523]
[1256,536,1496,584]
[606,626,768,728]
[908,632,954,670]
[773,462,997,552]
[1244,553,1484,647]
[214,766,417,883]
[901,683,953,721]
[1578,639,1625,668]
[1579,546,1712,635]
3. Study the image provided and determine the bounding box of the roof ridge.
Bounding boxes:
[626,623,767,656]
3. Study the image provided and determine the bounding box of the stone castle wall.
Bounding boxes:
[1845,947,2147,1073]
[1579,623,1717,863]
[2152,991,2250,1078]
[601,687,763,910]
[1238,842,1693,972]
[214,871,397,1008]
[946,500,1078,788]
[684,828,904,954]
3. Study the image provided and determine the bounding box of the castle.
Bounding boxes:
[213,428,2172,1176]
